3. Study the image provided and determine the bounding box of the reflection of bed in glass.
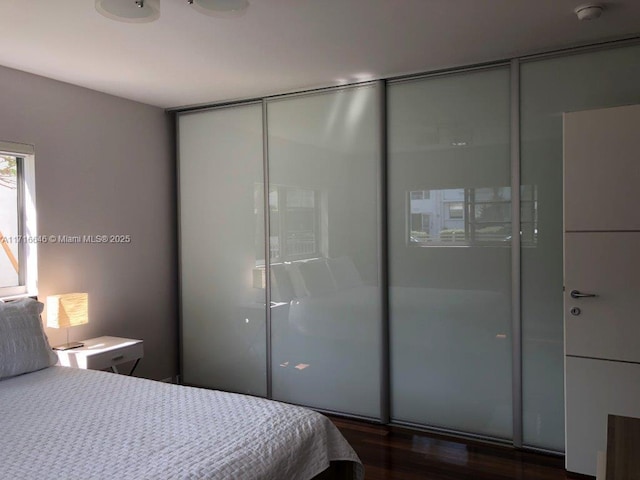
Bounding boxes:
[270,257,381,417]
[269,256,511,432]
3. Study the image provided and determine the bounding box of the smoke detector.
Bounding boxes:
[574,4,604,21]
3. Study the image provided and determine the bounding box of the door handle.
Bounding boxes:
[570,290,597,299]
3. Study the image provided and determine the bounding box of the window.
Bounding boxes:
[0,141,37,297]
[447,202,464,219]
[409,213,430,244]
[410,190,430,200]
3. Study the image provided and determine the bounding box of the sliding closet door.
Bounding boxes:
[388,67,512,439]
[267,85,382,418]
[179,104,267,396]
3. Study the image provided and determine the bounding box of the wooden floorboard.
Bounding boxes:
[330,416,593,480]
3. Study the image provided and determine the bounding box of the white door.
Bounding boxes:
[564,104,640,476]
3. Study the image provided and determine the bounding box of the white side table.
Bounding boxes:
[55,336,144,375]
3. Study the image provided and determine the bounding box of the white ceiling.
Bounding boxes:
[0,0,638,109]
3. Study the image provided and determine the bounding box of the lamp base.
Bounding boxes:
[52,342,84,351]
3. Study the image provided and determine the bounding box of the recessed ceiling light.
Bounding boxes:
[188,0,250,17]
[95,0,160,23]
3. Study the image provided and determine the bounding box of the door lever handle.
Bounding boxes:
[570,290,597,299]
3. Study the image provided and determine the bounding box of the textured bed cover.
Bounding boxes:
[0,366,363,480]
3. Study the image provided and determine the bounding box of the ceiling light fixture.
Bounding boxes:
[187,0,249,17]
[95,0,160,23]
[95,0,249,23]
[574,4,604,21]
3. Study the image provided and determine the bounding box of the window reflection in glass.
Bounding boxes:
[408,186,537,246]
[269,185,320,262]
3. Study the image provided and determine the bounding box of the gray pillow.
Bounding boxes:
[286,263,309,299]
[270,263,295,302]
[0,298,57,379]
[298,259,337,297]
[327,256,363,290]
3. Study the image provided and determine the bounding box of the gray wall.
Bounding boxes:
[0,65,177,380]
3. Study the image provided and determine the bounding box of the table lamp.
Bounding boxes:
[47,293,89,351]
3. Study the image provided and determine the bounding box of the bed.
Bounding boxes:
[0,298,364,480]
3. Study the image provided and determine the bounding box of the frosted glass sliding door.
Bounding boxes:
[388,67,512,438]
[179,104,267,396]
[520,44,640,451]
[267,85,382,418]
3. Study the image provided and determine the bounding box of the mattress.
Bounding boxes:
[0,366,363,480]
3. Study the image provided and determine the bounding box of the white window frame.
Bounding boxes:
[0,141,37,298]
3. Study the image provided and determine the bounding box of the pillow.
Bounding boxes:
[298,258,337,297]
[0,298,57,379]
[286,263,309,299]
[327,256,363,290]
[270,263,296,302]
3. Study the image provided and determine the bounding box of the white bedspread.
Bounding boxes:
[0,366,363,480]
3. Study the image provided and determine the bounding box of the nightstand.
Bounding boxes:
[55,336,144,375]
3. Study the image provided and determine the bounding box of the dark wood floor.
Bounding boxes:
[330,416,592,480]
